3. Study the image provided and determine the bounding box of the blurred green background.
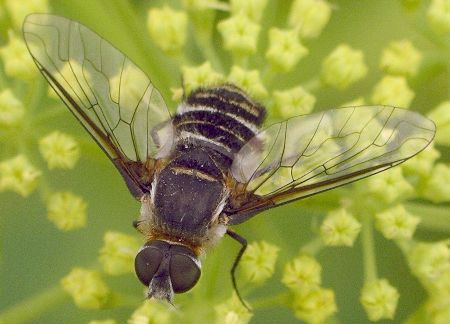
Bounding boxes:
[0,0,449,323]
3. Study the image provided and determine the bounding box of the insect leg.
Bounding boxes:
[226,229,251,311]
[132,220,142,229]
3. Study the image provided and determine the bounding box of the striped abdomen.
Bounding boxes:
[173,85,266,159]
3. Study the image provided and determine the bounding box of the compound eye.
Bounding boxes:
[170,253,201,293]
[135,245,164,286]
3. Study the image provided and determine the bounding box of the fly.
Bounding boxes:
[23,14,436,307]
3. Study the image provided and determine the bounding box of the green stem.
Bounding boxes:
[361,214,377,283]
[0,285,68,324]
[301,236,324,256]
[262,65,276,89]
[202,41,226,73]
[251,292,290,309]
[405,202,450,233]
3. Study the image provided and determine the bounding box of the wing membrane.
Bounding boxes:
[227,106,435,224]
[23,14,174,198]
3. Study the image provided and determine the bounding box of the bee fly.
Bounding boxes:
[23,14,436,306]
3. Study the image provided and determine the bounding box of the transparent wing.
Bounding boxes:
[23,14,174,198]
[227,106,435,224]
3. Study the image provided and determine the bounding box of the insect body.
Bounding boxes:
[23,14,436,305]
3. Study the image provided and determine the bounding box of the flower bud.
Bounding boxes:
[0,89,25,127]
[360,279,399,321]
[217,13,260,56]
[320,208,361,246]
[99,231,140,275]
[0,30,37,80]
[0,155,41,197]
[230,0,268,22]
[292,287,337,323]
[228,66,267,98]
[61,268,111,309]
[181,61,224,95]
[47,191,87,231]
[39,131,80,170]
[240,241,279,284]
[289,0,332,39]
[147,6,188,53]
[380,40,422,77]
[273,86,315,118]
[375,204,420,240]
[321,44,368,90]
[427,0,450,34]
[371,76,415,108]
[282,254,322,291]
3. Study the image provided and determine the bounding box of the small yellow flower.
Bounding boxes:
[365,168,414,205]
[375,204,420,240]
[265,28,308,72]
[288,0,332,39]
[321,44,368,90]
[181,61,224,95]
[371,75,415,108]
[5,0,49,28]
[128,300,173,324]
[39,131,80,170]
[0,30,37,80]
[380,39,422,77]
[408,241,450,285]
[360,279,399,321]
[273,86,316,118]
[292,287,337,323]
[0,155,41,197]
[320,208,361,246]
[240,240,279,284]
[61,268,111,309]
[217,13,261,56]
[228,66,267,98]
[230,0,268,22]
[427,0,450,34]
[422,163,450,203]
[99,231,140,276]
[282,254,322,292]
[215,293,253,324]
[0,88,25,126]
[428,100,450,146]
[147,6,188,54]
[47,191,87,231]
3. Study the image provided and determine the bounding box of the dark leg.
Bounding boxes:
[132,220,141,229]
[226,229,251,311]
